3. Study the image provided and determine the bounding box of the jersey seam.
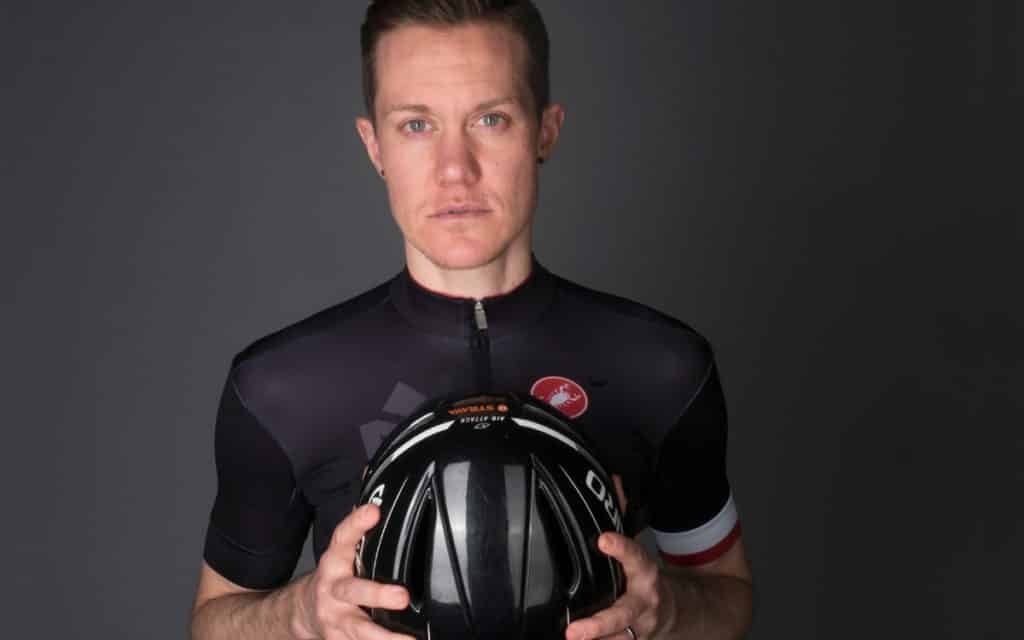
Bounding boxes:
[227,284,395,463]
[228,372,299,479]
[290,294,397,354]
[552,277,710,346]
[228,370,306,508]
[236,279,394,364]
[652,358,715,473]
[209,372,308,558]
[207,521,301,558]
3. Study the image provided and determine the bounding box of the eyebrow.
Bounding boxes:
[382,96,521,119]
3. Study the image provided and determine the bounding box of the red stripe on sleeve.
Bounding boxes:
[658,522,742,567]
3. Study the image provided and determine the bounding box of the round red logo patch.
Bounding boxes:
[530,376,589,419]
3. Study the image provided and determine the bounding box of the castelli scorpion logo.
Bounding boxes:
[530,376,589,419]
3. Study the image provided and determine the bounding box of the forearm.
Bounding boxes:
[191,573,315,640]
[652,567,753,640]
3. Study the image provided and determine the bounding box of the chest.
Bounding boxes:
[284,329,668,557]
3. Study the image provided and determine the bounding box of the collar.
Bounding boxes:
[389,258,557,339]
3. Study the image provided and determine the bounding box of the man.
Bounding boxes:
[191,2,753,639]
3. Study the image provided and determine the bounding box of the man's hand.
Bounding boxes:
[295,504,414,640]
[563,474,753,640]
[564,532,665,640]
[564,474,662,640]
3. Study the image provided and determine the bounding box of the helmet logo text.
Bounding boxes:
[585,469,622,532]
[449,403,505,416]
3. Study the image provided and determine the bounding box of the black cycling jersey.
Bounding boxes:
[203,260,741,589]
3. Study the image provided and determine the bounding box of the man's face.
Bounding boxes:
[356,22,563,271]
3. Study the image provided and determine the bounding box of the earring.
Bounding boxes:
[380,169,386,179]
[538,157,545,165]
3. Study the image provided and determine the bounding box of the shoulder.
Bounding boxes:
[549,272,715,373]
[227,276,396,387]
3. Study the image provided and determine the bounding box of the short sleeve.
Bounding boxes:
[202,372,313,589]
[649,361,741,566]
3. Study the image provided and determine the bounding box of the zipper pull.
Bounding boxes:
[473,300,489,331]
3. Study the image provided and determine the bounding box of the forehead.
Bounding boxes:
[373,22,530,114]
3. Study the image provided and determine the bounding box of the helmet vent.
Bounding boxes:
[532,459,583,599]
[535,483,581,597]
[401,477,436,613]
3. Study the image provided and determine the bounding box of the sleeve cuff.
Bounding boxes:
[653,493,741,566]
[203,523,302,590]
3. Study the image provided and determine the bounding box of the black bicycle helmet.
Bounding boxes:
[355,392,625,639]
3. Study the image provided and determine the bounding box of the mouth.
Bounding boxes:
[430,205,491,219]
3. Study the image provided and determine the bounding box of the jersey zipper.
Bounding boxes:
[471,300,493,392]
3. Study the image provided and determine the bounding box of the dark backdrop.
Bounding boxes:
[3,1,1019,637]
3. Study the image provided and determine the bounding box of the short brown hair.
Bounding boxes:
[361,0,550,122]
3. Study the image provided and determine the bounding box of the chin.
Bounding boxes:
[421,238,503,271]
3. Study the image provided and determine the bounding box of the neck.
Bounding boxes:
[405,244,534,300]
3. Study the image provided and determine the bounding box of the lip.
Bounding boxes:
[429,204,492,218]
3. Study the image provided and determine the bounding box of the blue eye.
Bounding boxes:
[403,119,430,134]
[479,113,505,127]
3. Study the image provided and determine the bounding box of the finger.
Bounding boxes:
[611,474,628,513]
[327,504,380,567]
[565,595,643,640]
[598,532,653,578]
[331,576,409,610]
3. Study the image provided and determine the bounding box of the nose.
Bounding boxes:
[435,127,481,187]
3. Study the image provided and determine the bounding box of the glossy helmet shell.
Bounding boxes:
[356,393,625,640]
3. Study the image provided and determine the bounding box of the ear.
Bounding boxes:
[355,117,384,175]
[536,103,566,162]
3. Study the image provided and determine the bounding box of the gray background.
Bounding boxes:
[3,1,1020,637]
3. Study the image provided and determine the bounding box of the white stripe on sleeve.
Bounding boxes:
[652,493,739,556]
